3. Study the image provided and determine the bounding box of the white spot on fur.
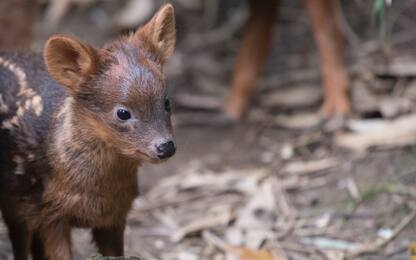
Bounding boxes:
[27,152,35,161]
[16,106,24,117]
[0,94,8,113]
[13,155,25,175]
[1,116,18,130]
[31,95,43,116]
[0,56,44,163]
[55,98,73,154]
[22,94,43,116]
[0,56,28,93]
[0,56,43,124]
[1,120,13,130]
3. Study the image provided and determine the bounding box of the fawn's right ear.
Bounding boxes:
[44,36,98,92]
[134,4,176,63]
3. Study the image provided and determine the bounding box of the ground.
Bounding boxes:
[1,0,416,259]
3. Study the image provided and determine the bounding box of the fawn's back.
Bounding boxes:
[0,51,64,197]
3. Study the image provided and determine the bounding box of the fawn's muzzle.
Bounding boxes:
[156,140,176,159]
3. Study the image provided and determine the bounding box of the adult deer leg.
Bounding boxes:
[304,0,350,116]
[224,0,278,120]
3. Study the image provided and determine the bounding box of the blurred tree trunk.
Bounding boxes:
[0,0,36,50]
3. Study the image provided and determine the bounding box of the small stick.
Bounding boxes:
[171,210,236,242]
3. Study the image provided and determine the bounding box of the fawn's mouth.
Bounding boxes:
[133,149,167,163]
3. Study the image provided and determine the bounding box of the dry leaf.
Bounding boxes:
[226,247,279,260]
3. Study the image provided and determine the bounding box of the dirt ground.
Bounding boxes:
[1,0,416,259]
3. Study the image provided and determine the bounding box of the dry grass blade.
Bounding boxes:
[260,85,322,109]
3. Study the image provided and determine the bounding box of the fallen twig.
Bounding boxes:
[171,209,236,242]
[281,158,339,176]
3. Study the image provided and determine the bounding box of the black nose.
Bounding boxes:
[156,140,176,159]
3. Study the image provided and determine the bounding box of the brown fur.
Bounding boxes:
[225,0,351,120]
[0,4,176,260]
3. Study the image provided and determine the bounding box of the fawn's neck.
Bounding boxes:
[50,97,139,177]
[42,98,139,228]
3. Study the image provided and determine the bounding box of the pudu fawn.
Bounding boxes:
[225,0,350,120]
[0,4,176,260]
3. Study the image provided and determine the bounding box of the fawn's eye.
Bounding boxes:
[116,109,131,120]
[164,99,171,112]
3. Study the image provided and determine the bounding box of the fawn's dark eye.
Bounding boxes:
[116,109,131,120]
[164,99,171,112]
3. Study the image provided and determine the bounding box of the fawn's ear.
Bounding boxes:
[136,4,176,62]
[44,36,98,92]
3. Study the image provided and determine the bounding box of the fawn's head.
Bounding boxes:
[44,4,176,163]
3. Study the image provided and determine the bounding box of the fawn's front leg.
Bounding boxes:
[39,221,72,260]
[92,224,125,256]
[1,205,31,260]
[303,0,351,116]
[224,0,278,120]
[31,231,46,260]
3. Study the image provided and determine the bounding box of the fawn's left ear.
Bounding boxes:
[135,4,176,63]
[44,35,98,93]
